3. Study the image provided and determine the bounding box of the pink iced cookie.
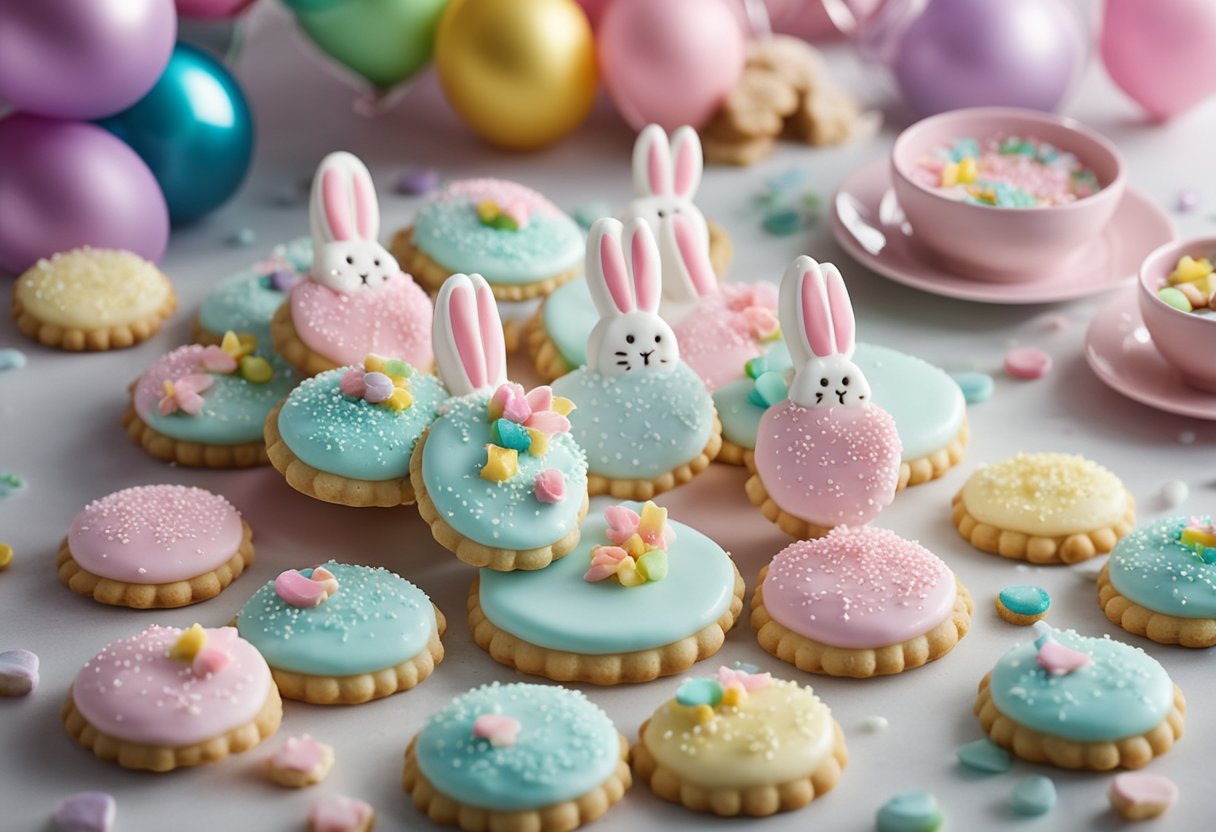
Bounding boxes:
[675,282,780,392]
[1109,772,1179,821]
[268,734,334,788]
[309,795,375,832]
[290,274,433,369]
[761,526,958,648]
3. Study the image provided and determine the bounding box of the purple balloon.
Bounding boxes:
[890,0,1086,119]
[0,115,169,275]
[0,0,177,120]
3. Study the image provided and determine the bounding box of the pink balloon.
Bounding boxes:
[598,0,746,131]
[1100,0,1216,121]
[574,0,612,29]
[175,0,256,20]
[0,115,169,275]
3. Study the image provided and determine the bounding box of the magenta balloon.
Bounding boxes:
[891,0,1085,119]
[175,0,257,20]
[0,0,177,120]
[0,115,169,275]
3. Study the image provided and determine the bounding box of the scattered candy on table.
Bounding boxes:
[950,371,994,404]
[1003,346,1052,379]
[0,542,12,571]
[1009,776,1056,817]
[1109,772,1179,821]
[0,348,27,372]
[1159,479,1189,508]
[0,649,39,696]
[912,136,1099,207]
[393,167,440,196]
[52,791,116,832]
[229,228,257,247]
[307,794,374,832]
[860,715,890,733]
[0,472,27,498]
[956,738,1012,774]
[876,791,945,832]
[995,585,1051,625]
[1175,188,1201,214]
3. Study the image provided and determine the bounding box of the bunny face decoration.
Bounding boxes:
[309,152,400,294]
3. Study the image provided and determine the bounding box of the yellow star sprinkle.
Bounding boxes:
[481,445,518,482]
[168,623,207,662]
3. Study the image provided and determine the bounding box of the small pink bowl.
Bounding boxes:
[891,107,1126,283]
[1139,237,1216,393]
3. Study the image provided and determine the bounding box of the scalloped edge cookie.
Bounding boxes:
[750,565,973,677]
[264,402,417,508]
[269,301,343,378]
[974,672,1185,771]
[744,473,833,540]
[267,607,447,705]
[951,489,1136,565]
[62,683,282,772]
[56,520,254,609]
[1097,563,1216,648]
[191,316,224,346]
[12,271,177,352]
[403,733,631,832]
[632,719,847,817]
[467,563,745,685]
[409,428,589,571]
[122,402,269,469]
[587,415,723,501]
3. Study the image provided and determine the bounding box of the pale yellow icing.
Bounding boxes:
[15,247,171,328]
[961,452,1126,537]
[641,679,835,789]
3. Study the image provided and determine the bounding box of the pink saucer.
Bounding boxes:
[831,157,1175,304]
[1085,285,1216,420]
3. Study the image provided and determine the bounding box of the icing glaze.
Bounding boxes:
[237,562,438,676]
[1109,515,1216,618]
[673,282,780,392]
[551,363,715,480]
[540,276,596,368]
[754,401,901,527]
[413,682,620,811]
[762,526,957,648]
[72,625,273,746]
[420,393,587,550]
[642,676,835,789]
[289,274,433,368]
[478,503,735,654]
[988,628,1174,742]
[199,238,311,341]
[15,248,170,328]
[272,734,332,773]
[133,344,298,445]
[68,485,244,584]
[998,585,1051,617]
[412,179,583,285]
[277,367,445,481]
[961,453,1127,536]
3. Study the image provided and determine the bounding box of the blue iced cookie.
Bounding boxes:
[197,238,311,345]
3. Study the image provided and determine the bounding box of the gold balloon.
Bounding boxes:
[435,0,597,150]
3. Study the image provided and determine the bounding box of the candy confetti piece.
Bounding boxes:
[53,791,116,832]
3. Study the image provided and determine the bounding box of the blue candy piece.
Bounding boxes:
[574,201,613,230]
[950,138,980,162]
[1009,776,1056,816]
[491,419,532,452]
[762,208,803,237]
[950,371,993,404]
[748,371,789,408]
[876,792,945,832]
[744,355,768,380]
[0,348,26,372]
[998,585,1051,618]
[0,472,25,499]
[956,738,1012,773]
[676,678,724,708]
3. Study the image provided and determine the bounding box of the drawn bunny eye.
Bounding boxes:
[842,377,850,386]
[654,334,661,343]
[373,258,381,267]
[626,334,636,344]
[820,378,829,387]
[345,256,354,265]
[656,210,666,219]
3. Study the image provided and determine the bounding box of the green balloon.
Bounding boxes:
[294,0,450,89]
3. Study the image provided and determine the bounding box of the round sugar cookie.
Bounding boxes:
[195,238,310,345]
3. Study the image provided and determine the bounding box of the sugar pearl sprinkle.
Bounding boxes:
[291,276,430,357]
[284,373,417,473]
[1114,517,1216,600]
[76,485,238,552]
[20,247,168,322]
[968,453,1121,525]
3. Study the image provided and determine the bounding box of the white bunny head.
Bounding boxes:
[620,124,718,305]
[432,272,507,397]
[585,218,680,376]
[780,256,872,409]
[308,151,399,294]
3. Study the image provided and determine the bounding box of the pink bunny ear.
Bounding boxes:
[800,262,837,358]
[822,264,855,355]
[350,164,378,241]
[669,126,703,200]
[321,168,354,242]
[626,219,661,313]
[671,214,717,298]
[600,228,634,314]
[473,275,506,387]
[632,124,672,197]
[449,281,487,390]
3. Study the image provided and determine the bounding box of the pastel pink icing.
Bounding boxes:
[132,345,211,422]
[290,273,433,368]
[754,401,901,527]
[273,735,330,772]
[309,795,374,832]
[761,526,957,648]
[675,282,779,392]
[72,625,273,746]
[435,178,564,220]
[68,485,244,583]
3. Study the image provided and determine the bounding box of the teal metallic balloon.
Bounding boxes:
[100,43,254,224]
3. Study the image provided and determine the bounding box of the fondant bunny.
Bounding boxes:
[585,217,680,376]
[308,151,400,294]
[432,272,507,396]
[621,124,719,305]
[781,256,872,409]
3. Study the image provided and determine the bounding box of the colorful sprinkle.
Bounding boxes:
[748,370,789,408]
[1003,346,1052,379]
[0,348,26,371]
[876,791,944,832]
[956,738,1012,773]
[676,678,724,708]
[950,371,993,404]
[481,444,519,482]
[1035,637,1092,676]
[0,649,39,696]
[473,714,522,748]
[0,472,25,499]
[1009,776,1056,816]
[53,791,115,832]
[274,567,341,608]
[1109,772,1178,821]
[168,623,207,663]
[533,469,566,504]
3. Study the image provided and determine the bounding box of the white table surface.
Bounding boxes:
[3,5,1215,830]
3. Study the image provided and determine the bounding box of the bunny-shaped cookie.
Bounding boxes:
[585,218,680,376]
[747,257,902,538]
[309,151,399,293]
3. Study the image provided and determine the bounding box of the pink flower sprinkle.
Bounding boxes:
[158,374,214,416]
[339,367,366,398]
[716,665,772,691]
[200,345,238,374]
[584,546,629,582]
[1036,639,1091,676]
[473,714,521,748]
[534,469,565,504]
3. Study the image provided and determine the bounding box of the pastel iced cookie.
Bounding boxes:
[392,178,584,301]
[124,334,299,468]
[62,625,281,772]
[975,625,1186,770]
[952,452,1135,564]
[1100,514,1216,647]
[753,526,972,677]
[271,152,433,377]
[267,355,446,508]
[403,682,630,831]
[470,501,744,684]
[671,282,781,392]
[57,484,253,609]
[633,666,847,817]
[195,238,310,344]
[267,735,334,788]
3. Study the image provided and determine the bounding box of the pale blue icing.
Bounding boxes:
[989,629,1174,742]
[714,341,965,461]
[415,682,620,811]
[541,276,596,368]
[478,502,736,654]
[235,561,437,676]
[198,238,311,344]
[420,393,588,549]
[277,368,445,480]
[551,363,715,480]
[1109,515,1216,618]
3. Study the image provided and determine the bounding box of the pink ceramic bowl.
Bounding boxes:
[1139,236,1216,393]
[891,107,1126,283]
